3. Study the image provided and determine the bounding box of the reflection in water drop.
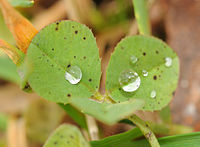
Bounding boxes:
[142,70,148,77]
[130,55,138,64]
[119,69,141,92]
[150,90,156,98]
[65,65,82,84]
[165,57,172,67]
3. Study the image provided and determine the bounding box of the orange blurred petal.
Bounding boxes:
[0,0,38,53]
[0,39,24,65]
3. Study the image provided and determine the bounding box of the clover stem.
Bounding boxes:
[129,114,160,147]
[86,114,99,141]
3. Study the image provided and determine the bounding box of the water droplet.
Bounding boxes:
[65,66,82,84]
[150,90,156,98]
[142,70,148,77]
[130,55,138,64]
[165,57,172,67]
[119,69,141,92]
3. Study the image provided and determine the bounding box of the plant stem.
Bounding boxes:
[129,114,160,147]
[86,115,99,141]
[132,0,151,35]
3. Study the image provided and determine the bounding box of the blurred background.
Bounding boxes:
[0,0,200,146]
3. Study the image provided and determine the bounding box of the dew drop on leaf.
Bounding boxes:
[65,66,82,84]
[130,55,138,64]
[150,90,156,98]
[119,69,141,92]
[142,70,148,77]
[165,57,172,67]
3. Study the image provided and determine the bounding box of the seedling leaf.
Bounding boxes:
[69,97,144,124]
[27,21,101,103]
[44,124,90,147]
[106,35,179,111]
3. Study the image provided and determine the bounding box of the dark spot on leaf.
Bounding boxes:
[145,124,149,127]
[72,26,74,28]
[143,52,146,56]
[54,141,58,145]
[67,94,71,97]
[172,91,175,96]
[74,56,76,58]
[157,67,159,70]
[83,56,86,59]
[42,54,45,56]
[159,75,161,78]
[118,101,120,103]
[56,22,59,25]
[70,135,74,139]
[121,46,124,50]
[158,102,160,104]
[83,37,86,40]
[89,78,92,82]
[96,86,98,89]
[55,27,58,31]
[24,83,30,89]
[64,37,66,40]
[67,64,71,68]
[51,64,54,67]
[153,75,157,80]
[75,30,78,34]
[38,56,41,59]
[52,48,54,51]
[156,50,159,54]
[47,59,49,62]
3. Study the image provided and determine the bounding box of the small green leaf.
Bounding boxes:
[26,21,101,103]
[44,124,90,147]
[8,0,34,7]
[106,35,179,111]
[69,97,144,124]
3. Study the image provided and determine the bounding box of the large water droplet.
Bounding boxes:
[119,69,141,92]
[130,55,138,64]
[65,65,82,84]
[165,57,172,67]
[142,70,148,77]
[150,90,156,98]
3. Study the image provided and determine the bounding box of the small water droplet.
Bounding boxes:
[65,66,82,84]
[130,55,138,64]
[142,70,148,77]
[165,57,172,67]
[119,69,141,92]
[150,90,156,98]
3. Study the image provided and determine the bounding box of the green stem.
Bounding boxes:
[132,0,151,35]
[129,114,160,147]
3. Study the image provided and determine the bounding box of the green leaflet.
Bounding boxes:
[69,97,144,124]
[44,124,90,147]
[8,0,34,7]
[106,35,179,111]
[27,21,101,103]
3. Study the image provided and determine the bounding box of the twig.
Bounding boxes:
[129,114,160,147]
[85,114,99,140]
